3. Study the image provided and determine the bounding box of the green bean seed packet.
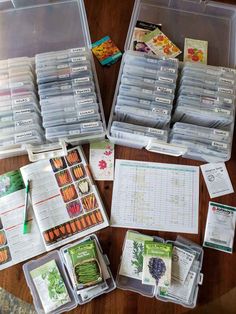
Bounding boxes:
[68,240,103,289]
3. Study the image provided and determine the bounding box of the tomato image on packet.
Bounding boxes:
[184,38,208,64]
[92,36,122,66]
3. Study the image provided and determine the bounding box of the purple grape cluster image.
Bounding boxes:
[148,257,166,284]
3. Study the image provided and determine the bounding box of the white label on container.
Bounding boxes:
[74,88,92,95]
[69,130,80,135]
[206,69,218,75]
[70,47,86,53]
[213,129,229,137]
[57,64,68,69]
[77,98,94,105]
[66,118,78,123]
[15,131,33,142]
[144,78,155,84]
[147,58,158,64]
[212,141,228,149]
[78,109,95,116]
[82,122,99,129]
[218,87,233,95]
[160,66,176,74]
[156,86,173,94]
[204,89,215,95]
[73,77,90,84]
[72,66,88,73]
[15,119,33,127]
[214,108,230,115]
[14,97,30,105]
[14,109,31,115]
[152,108,168,115]
[223,98,233,104]
[1,116,12,122]
[64,107,75,112]
[60,84,72,90]
[201,97,215,105]
[142,88,152,94]
[71,56,87,63]
[139,99,150,105]
[158,76,174,83]
[148,128,165,135]
[155,97,171,104]
[58,74,69,79]
[145,68,156,74]
[220,67,236,74]
[219,77,234,85]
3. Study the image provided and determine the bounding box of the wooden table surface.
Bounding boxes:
[1,0,236,313]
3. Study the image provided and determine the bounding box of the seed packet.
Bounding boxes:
[67,239,103,289]
[119,230,153,280]
[143,28,181,58]
[203,202,236,253]
[142,242,172,287]
[130,20,162,54]
[92,36,122,66]
[30,259,71,314]
[184,38,208,64]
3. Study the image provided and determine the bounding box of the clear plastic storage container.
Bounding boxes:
[0,0,106,161]
[108,0,236,162]
[116,230,203,309]
[23,234,116,314]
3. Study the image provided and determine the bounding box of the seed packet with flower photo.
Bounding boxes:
[184,38,208,64]
[92,36,122,66]
[89,140,115,181]
[143,28,181,58]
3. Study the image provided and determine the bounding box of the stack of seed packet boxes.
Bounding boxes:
[35,47,104,142]
[116,231,203,308]
[110,50,178,146]
[0,57,45,149]
[23,234,116,314]
[170,62,236,161]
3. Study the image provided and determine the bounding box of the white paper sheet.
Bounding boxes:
[200,163,234,198]
[110,160,199,234]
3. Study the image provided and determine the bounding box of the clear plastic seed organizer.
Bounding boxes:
[116,231,204,309]
[23,234,116,314]
[0,0,106,161]
[108,0,236,162]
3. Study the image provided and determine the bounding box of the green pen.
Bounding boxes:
[23,180,30,234]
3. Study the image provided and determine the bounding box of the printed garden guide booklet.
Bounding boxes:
[0,146,109,270]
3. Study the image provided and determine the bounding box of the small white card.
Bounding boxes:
[89,140,115,181]
[200,163,234,198]
[171,246,195,284]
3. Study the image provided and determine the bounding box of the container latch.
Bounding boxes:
[146,139,187,157]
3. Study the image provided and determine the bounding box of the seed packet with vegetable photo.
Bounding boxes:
[30,259,71,314]
[119,231,153,280]
[142,242,172,287]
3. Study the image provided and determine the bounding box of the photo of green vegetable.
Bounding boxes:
[131,241,144,275]
[75,259,101,285]
[0,170,25,197]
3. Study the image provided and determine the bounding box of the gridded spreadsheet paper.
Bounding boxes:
[111,160,199,234]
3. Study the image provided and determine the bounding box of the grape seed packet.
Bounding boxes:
[143,28,181,58]
[142,242,172,287]
[184,38,208,64]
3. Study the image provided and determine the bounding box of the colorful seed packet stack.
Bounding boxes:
[92,36,122,66]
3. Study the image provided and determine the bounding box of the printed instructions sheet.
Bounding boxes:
[111,160,199,233]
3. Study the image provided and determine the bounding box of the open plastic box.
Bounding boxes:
[108,0,236,162]
[116,231,204,308]
[23,234,116,314]
[0,0,106,161]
